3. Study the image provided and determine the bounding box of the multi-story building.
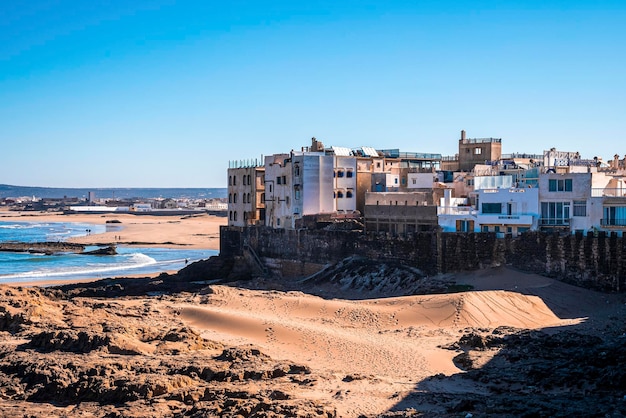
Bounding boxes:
[227,160,265,227]
[364,191,438,234]
[538,168,613,233]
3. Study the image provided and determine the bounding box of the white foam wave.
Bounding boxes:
[0,252,159,282]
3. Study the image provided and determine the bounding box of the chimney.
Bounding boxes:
[461,130,466,141]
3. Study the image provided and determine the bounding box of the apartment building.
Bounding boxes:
[227,162,265,227]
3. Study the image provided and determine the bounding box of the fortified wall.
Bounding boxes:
[220,226,626,292]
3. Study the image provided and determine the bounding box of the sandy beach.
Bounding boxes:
[0,210,226,250]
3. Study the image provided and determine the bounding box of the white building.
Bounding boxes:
[475,187,539,235]
[538,170,612,233]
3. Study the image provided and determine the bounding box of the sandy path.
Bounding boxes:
[0,211,226,249]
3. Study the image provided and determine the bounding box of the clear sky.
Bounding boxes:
[1,1,624,188]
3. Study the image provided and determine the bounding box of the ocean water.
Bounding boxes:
[0,185,227,200]
[0,221,217,284]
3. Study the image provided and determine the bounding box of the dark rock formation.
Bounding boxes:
[80,245,117,255]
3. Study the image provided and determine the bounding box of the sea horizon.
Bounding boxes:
[0,184,227,200]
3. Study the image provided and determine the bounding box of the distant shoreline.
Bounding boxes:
[0,211,226,250]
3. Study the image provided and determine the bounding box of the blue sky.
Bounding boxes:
[1,1,624,188]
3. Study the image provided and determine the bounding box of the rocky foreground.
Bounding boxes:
[1,258,626,417]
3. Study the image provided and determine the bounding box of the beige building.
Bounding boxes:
[363,192,439,234]
[227,162,265,227]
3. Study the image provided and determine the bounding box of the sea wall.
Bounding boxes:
[221,226,626,292]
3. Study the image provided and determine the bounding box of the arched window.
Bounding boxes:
[233,211,238,221]
[346,190,353,198]
[233,193,238,203]
[247,193,251,203]
[229,211,233,221]
[337,191,344,198]
[228,193,232,203]
[229,176,232,186]
[247,175,251,185]
[243,212,248,221]
[233,176,236,185]
[243,176,246,186]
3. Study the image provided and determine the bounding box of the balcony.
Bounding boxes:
[539,218,571,227]
[601,218,626,227]
[591,188,626,198]
[478,214,535,226]
[437,206,477,216]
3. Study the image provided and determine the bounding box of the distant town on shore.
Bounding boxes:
[0,186,228,215]
[227,131,626,236]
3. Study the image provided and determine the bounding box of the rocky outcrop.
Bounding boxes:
[80,245,117,255]
[0,286,336,418]
[0,241,85,255]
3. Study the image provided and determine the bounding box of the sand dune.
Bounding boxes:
[172,285,583,416]
[177,286,573,378]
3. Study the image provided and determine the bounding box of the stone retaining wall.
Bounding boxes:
[220,226,626,292]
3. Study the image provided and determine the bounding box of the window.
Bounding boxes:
[233,176,236,186]
[282,176,286,185]
[482,203,502,214]
[269,184,273,193]
[247,175,251,185]
[243,212,248,221]
[541,201,571,224]
[277,218,280,226]
[243,176,246,186]
[233,193,238,203]
[229,211,232,221]
[474,148,482,155]
[295,189,301,200]
[276,177,281,185]
[346,190,353,198]
[394,178,398,184]
[229,176,232,186]
[286,196,290,205]
[573,200,586,217]
[346,170,353,178]
[247,193,251,204]
[604,206,626,226]
[233,211,238,221]
[548,178,573,192]
[228,194,232,203]
[336,170,344,178]
[458,220,472,232]
[412,178,416,185]
[337,191,344,198]
[482,225,489,232]
[402,178,406,185]
[295,165,300,176]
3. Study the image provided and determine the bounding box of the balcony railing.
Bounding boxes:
[539,218,570,226]
[601,219,626,227]
[591,188,626,198]
[478,214,535,226]
[437,206,477,216]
